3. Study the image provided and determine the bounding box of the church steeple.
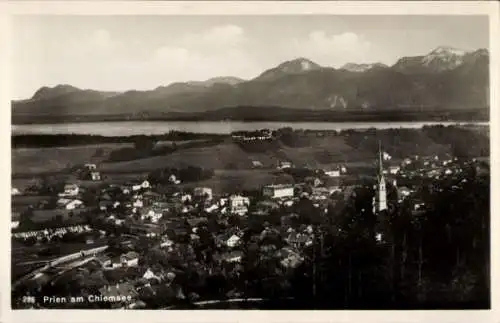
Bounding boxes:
[373,141,388,213]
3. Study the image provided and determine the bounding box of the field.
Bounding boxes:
[12,143,133,175]
[11,126,490,194]
[12,136,372,175]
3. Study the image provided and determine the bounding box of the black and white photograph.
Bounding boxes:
[5,1,497,318]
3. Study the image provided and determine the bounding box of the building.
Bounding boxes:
[12,212,20,230]
[120,251,139,267]
[263,184,294,199]
[373,142,388,213]
[389,165,401,175]
[226,234,241,248]
[59,184,80,197]
[252,160,263,168]
[229,195,250,215]
[84,163,97,170]
[57,198,83,210]
[324,169,341,177]
[194,187,213,200]
[11,187,21,196]
[277,161,292,170]
[90,171,101,181]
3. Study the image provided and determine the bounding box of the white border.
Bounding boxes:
[1,1,498,323]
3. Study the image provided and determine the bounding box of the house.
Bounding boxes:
[97,255,112,268]
[168,174,179,184]
[402,158,412,166]
[193,187,213,200]
[216,250,243,263]
[84,163,97,170]
[324,169,341,177]
[143,268,161,281]
[57,198,83,210]
[121,186,131,194]
[252,160,263,168]
[59,184,79,197]
[160,239,175,249]
[204,204,219,213]
[12,212,20,230]
[90,171,101,181]
[286,231,311,249]
[65,199,83,210]
[11,187,21,196]
[141,208,163,223]
[133,199,144,208]
[389,165,401,175]
[262,184,294,199]
[311,187,330,199]
[397,186,411,198]
[120,251,139,267]
[277,161,292,170]
[229,195,250,215]
[226,234,241,248]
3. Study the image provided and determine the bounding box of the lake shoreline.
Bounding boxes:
[12,120,489,137]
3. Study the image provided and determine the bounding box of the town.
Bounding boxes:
[11,126,490,309]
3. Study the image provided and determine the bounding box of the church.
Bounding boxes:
[373,141,388,214]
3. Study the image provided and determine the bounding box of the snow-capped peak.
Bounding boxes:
[341,62,387,72]
[421,46,469,70]
[428,46,467,57]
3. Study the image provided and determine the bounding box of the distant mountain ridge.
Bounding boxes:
[12,46,489,120]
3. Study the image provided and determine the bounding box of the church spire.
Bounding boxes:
[378,140,384,177]
[373,140,388,213]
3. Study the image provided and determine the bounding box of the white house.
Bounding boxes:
[205,204,219,213]
[229,195,250,210]
[262,184,294,199]
[84,163,97,170]
[143,268,161,281]
[90,171,101,181]
[133,199,143,208]
[11,188,21,196]
[402,158,412,166]
[277,161,292,170]
[141,180,150,189]
[226,234,241,248]
[389,165,401,175]
[141,209,163,223]
[65,199,83,210]
[59,184,79,197]
[324,169,340,177]
[12,212,20,230]
[119,251,139,267]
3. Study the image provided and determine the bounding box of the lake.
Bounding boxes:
[11,121,489,136]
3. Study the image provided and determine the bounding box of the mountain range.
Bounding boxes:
[12,46,489,122]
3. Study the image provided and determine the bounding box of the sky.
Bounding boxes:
[10,15,489,99]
